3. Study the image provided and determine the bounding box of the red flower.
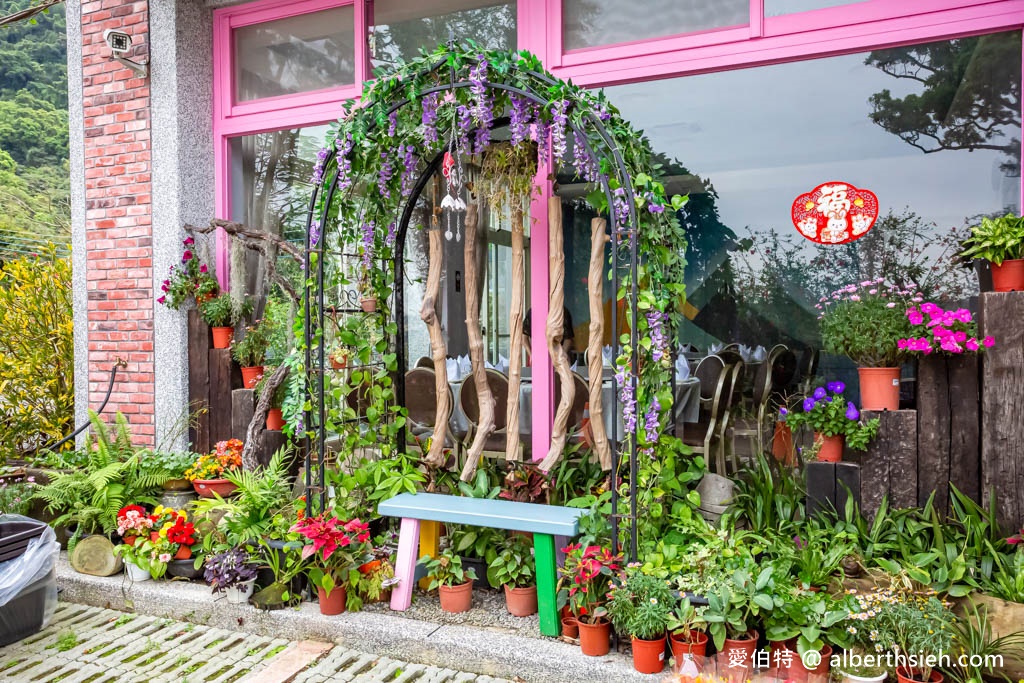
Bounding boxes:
[117,504,146,521]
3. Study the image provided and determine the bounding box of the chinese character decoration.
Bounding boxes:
[791,181,879,245]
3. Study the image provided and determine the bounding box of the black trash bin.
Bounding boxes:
[0,515,59,647]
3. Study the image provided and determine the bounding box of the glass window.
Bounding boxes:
[562,0,748,52]
[234,6,355,102]
[370,0,516,70]
[765,0,867,17]
[585,31,1021,388]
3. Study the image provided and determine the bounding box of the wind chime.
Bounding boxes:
[440,122,466,241]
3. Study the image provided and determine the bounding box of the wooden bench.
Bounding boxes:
[377,492,583,636]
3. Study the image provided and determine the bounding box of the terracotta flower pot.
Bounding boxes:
[720,630,759,670]
[503,584,538,617]
[631,635,667,674]
[791,644,832,677]
[858,366,900,411]
[124,535,138,547]
[991,258,1024,292]
[360,297,377,313]
[814,432,844,462]
[769,640,795,676]
[330,354,348,370]
[211,326,233,349]
[897,666,944,683]
[438,580,473,613]
[265,408,284,431]
[192,478,237,498]
[561,616,579,638]
[578,618,611,657]
[318,584,347,615]
[149,531,160,542]
[240,365,264,389]
[174,545,192,561]
[669,630,708,658]
[772,421,796,466]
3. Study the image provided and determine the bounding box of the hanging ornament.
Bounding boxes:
[440,119,466,242]
[791,181,879,245]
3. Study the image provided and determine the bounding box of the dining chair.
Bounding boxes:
[414,356,433,369]
[717,360,746,473]
[798,347,820,394]
[728,359,773,461]
[459,369,512,461]
[683,355,730,473]
[404,367,455,446]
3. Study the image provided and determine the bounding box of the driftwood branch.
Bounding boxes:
[587,218,612,470]
[420,223,451,469]
[460,202,495,482]
[505,205,525,462]
[241,363,288,470]
[540,198,574,472]
[185,219,302,302]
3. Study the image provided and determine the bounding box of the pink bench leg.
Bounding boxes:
[390,517,420,611]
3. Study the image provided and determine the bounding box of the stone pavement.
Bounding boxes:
[0,603,511,683]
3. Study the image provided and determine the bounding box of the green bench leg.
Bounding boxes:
[534,533,560,637]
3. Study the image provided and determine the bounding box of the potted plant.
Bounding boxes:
[350,549,398,609]
[557,544,621,657]
[762,583,847,678]
[703,566,781,667]
[789,526,852,590]
[158,237,218,309]
[818,280,914,410]
[185,439,243,498]
[255,371,287,431]
[606,565,674,674]
[148,451,197,493]
[358,270,377,313]
[115,504,155,547]
[667,597,708,659]
[232,318,274,388]
[419,548,478,613]
[329,343,350,370]
[781,382,879,462]
[487,536,537,617]
[198,293,253,349]
[252,534,307,610]
[203,547,259,604]
[960,213,1024,292]
[114,538,157,582]
[290,514,371,615]
[899,302,995,355]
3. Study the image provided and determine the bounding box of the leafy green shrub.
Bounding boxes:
[198,293,252,327]
[0,246,73,464]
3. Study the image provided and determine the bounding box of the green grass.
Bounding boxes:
[112,614,135,628]
[53,631,78,652]
[263,645,286,660]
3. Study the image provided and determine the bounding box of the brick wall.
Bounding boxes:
[80,0,155,444]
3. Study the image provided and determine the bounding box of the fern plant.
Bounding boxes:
[33,412,171,550]
[193,447,294,551]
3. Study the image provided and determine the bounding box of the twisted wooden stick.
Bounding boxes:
[540,197,574,472]
[419,218,451,469]
[587,218,612,470]
[505,205,525,461]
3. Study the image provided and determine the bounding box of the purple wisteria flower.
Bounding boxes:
[509,95,532,146]
[572,135,598,183]
[644,396,661,446]
[550,99,568,160]
[335,134,354,192]
[377,151,393,199]
[647,310,667,363]
[615,368,637,435]
[845,402,860,421]
[612,187,629,231]
[361,219,375,270]
[385,221,397,248]
[400,145,417,197]
[309,220,321,247]
[422,93,439,145]
[456,105,472,153]
[645,192,665,214]
[310,146,330,185]
[469,55,493,153]
[387,109,398,137]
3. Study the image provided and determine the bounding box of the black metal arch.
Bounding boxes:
[302,53,644,559]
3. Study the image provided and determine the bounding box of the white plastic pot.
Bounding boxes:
[224,579,255,605]
[838,670,888,683]
[126,563,151,582]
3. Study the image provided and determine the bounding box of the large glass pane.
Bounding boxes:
[591,31,1021,390]
[562,0,748,51]
[235,6,355,102]
[765,0,867,16]
[370,0,516,70]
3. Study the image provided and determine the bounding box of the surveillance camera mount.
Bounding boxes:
[112,55,148,78]
[103,28,148,78]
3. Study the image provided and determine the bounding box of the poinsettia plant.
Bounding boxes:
[289,515,372,596]
[898,302,994,355]
[159,236,218,309]
[556,544,622,624]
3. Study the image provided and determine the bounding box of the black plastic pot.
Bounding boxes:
[0,569,55,648]
[167,559,203,580]
[459,556,495,590]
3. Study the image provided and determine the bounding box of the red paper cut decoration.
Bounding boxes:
[791,181,879,245]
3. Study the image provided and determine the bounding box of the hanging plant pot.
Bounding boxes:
[669,630,708,658]
[897,667,943,683]
[992,259,1024,292]
[578,618,611,657]
[211,327,233,349]
[240,366,264,389]
[438,580,473,613]
[174,545,192,561]
[192,478,237,499]
[330,352,349,370]
[503,584,537,617]
[814,433,844,462]
[266,408,284,431]
[631,635,667,674]
[857,367,900,411]
[561,616,579,638]
[360,297,377,313]
[317,585,347,615]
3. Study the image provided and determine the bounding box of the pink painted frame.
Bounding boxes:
[213,0,1024,462]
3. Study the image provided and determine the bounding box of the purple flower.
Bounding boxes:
[551,99,569,160]
[199,264,208,274]
[644,396,661,446]
[421,93,439,146]
[400,145,417,197]
[311,146,330,185]
[779,407,788,416]
[361,219,375,270]
[813,387,827,400]
[335,134,354,193]
[378,151,394,199]
[846,402,860,421]
[646,310,667,363]
[509,94,532,146]
[794,536,806,551]
[387,109,398,137]
[309,220,321,247]
[385,221,397,248]
[615,368,637,435]
[803,397,816,412]
[827,381,845,394]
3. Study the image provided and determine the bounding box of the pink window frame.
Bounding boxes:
[213,0,1024,462]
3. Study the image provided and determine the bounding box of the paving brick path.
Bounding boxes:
[0,603,510,683]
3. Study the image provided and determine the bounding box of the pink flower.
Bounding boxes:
[199,264,208,273]
[159,553,172,563]
[182,250,193,262]
[886,302,896,308]
[907,308,924,325]
[157,296,166,304]
[850,295,861,302]
[183,237,195,246]
[983,336,995,348]
[966,339,979,351]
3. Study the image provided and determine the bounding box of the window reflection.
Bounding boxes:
[562,0,748,51]
[765,0,867,17]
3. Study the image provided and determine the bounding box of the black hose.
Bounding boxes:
[40,358,127,453]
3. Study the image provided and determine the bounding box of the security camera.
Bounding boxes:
[103,29,132,55]
[102,29,147,78]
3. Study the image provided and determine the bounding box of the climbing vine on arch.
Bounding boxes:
[296,41,702,549]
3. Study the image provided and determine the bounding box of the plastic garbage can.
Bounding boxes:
[0,515,59,647]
